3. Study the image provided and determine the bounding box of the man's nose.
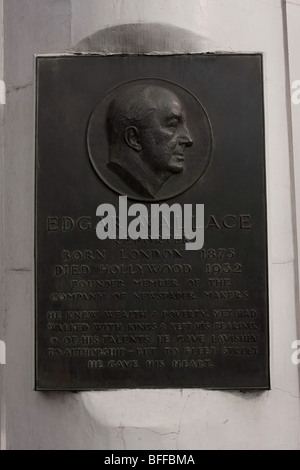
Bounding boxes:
[179,123,193,147]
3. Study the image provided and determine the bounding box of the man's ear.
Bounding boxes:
[124,126,142,152]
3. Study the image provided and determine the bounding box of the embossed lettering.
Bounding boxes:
[50,292,106,301]
[146,360,165,368]
[204,290,248,300]
[172,359,214,368]
[62,250,106,261]
[55,265,91,276]
[47,217,59,231]
[47,323,89,332]
[120,249,183,260]
[108,360,139,368]
[134,291,197,301]
[88,360,104,369]
[133,278,178,287]
[177,335,205,344]
[223,347,258,355]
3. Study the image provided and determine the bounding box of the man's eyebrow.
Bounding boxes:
[167,112,182,120]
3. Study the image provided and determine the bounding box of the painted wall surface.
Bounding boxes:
[1,0,300,450]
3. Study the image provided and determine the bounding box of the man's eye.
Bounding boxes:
[167,120,179,128]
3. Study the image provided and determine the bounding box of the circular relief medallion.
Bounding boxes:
[88,78,213,201]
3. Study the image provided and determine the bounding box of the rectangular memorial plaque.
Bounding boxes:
[35,54,269,390]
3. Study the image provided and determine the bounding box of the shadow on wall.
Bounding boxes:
[73,22,205,54]
[38,391,111,450]
[38,388,267,450]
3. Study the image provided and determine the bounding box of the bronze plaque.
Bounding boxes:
[35,54,269,390]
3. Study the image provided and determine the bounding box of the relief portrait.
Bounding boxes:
[88,79,213,201]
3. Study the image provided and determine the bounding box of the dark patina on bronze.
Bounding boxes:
[35,54,269,390]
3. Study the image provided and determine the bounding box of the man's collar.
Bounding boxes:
[107,152,160,198]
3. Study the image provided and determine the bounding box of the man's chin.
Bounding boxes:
[168,164,184,174]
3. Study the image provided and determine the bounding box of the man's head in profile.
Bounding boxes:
[106,84,193,198]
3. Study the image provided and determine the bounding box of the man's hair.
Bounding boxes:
[107,84,165,146]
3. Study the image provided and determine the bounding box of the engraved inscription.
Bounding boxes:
[42,238,265,375]
[41,236,266,384]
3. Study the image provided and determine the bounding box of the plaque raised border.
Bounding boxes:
[35,53,269,391]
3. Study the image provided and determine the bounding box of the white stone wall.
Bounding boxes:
[286,0,300,302]
[1,0,300,450]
